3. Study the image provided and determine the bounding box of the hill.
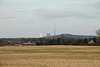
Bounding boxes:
[44,34,97,39]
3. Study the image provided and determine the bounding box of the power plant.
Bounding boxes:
[39,24,56,38]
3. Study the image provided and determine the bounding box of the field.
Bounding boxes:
[0,45,100,67]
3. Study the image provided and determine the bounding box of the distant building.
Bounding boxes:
[88,40,94,45]
[15,44,22,46]
[47,33,51,37]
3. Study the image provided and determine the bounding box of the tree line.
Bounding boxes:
[0,29,100,46]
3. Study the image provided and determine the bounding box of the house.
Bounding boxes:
[15,44,22,46]
[88,40,94,45]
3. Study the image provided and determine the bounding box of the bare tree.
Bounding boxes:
[96,29,100,37]
[96,29,100,45]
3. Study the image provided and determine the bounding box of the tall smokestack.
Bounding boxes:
[54,24,56,36]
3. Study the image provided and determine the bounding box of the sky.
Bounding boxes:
[0,0,100,38]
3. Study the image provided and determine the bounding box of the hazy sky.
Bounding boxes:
[0,0,100,38]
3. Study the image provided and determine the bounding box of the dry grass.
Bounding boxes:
[0,45,100,67]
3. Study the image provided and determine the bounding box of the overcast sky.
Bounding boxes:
[0,0,100,38]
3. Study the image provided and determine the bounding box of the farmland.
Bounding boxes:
[0,45,100,67]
